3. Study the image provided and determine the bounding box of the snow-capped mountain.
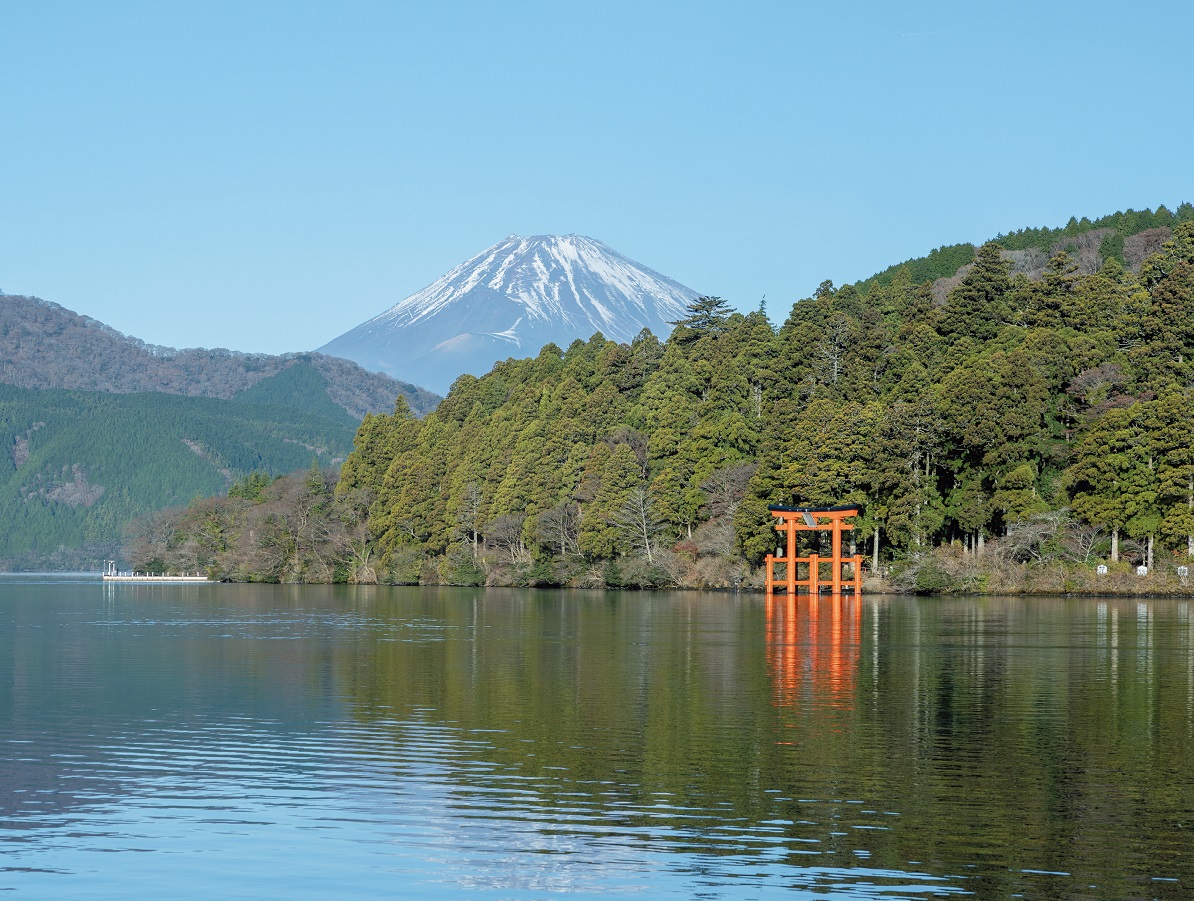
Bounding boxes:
[318,234,699,394]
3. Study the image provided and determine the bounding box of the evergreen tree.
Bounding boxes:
[668,296,734,342]
[578,443,641,558]
[936,242,1013,340]
[1064,407,1156,563]
[1150,391,1194,559]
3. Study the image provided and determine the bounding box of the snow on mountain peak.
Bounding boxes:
[319,234,700,395]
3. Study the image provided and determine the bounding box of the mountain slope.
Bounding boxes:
[0,294,440,569]
[0,383,360,568]
[319,234,699,394]
[0,295,440,418]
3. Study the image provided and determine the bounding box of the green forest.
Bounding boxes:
[0,383,358,568]
[129,217,1194,593]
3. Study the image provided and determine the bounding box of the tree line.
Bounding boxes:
[129,222,1194,590]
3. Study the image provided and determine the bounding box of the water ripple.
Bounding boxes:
[4,586,1193,899]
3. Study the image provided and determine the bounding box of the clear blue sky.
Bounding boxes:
[3,0,1192,355]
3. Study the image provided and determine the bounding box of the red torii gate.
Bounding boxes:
[764,505,863,596]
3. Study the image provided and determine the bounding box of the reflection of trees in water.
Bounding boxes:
[7,586,1193,896]
[338,589,787,852]
[340,591,1194,897]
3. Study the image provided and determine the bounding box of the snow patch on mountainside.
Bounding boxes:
[319,234,700,395]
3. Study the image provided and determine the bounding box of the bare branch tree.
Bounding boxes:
[536,503,581,557]
[487,513,532,564]
[1062,519,1105,565]
[1003,510,1067,564]
[614,487,662,563]
[815,313,854,387]
[701,462,758,521]
[456,481,483,557]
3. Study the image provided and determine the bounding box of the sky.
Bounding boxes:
[3,0,1193,356]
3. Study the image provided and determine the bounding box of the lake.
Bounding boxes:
[1,579,1192,899]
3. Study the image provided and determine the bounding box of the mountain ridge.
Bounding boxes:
[857,202,1194,294]
[0,294,440,419]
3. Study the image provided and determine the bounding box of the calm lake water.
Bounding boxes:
[2,579,1192,900]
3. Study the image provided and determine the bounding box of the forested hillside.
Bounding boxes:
[131,216,1194,591]
[0,295,440,418]
[0,384,358,569]
[863,202,1194,293]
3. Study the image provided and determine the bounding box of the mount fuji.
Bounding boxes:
[318,234,700,395]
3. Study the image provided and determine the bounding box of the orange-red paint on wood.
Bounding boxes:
[763,506,864,596]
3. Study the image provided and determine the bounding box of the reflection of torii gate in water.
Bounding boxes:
[764,505,863,596]
[766,594,862,714]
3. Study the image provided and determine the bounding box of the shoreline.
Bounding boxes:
[3,569,1191,597]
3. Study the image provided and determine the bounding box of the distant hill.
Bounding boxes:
[319,234,699,395]
[0,294,440,418]
[0,382,361,569]
[0,294,441,569]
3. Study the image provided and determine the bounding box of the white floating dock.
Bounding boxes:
[102,562,212,583]
[102,574,213,583]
